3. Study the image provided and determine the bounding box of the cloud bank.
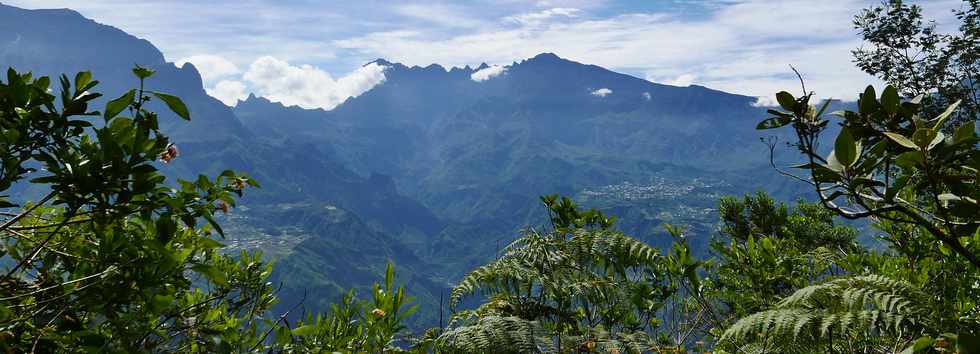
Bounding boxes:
[181,54,388,109]
[12,0,961,103]
[239,57,387,110]
[471,65,508,82]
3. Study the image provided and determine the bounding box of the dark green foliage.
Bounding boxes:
[442,195,701,352]
[273,264,419,353]
[720,275,933,352]
[436,315,545,353]
[853,0,980,127]
[707,193,861,328]
[727,2,980,349]
[0,67,271,352]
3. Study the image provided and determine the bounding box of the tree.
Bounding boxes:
[0,66,277,352]
[439,195,704,353]
[758,83,978,268]
[272,263,420,353]
[741,51,980,354]
[720,275,943,352]
[705,193,861,335]
[0,66,426,353]
[853,0,979,128]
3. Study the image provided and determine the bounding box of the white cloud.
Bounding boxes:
[176,54,240,83]
[591,88,612,97]
[7,0,962,101]
[335,0,922,99]
[661,73,696,87]
[207,80,248,106]
[752,96,777,107]
[506,7,581,25]
[471,65,508,82]
[642,92,651,101]
[395,4,485,28]
[241,56,387,110]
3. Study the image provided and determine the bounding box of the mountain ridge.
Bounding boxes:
[0,3,808,330]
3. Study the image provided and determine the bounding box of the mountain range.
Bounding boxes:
[0,4,808,327]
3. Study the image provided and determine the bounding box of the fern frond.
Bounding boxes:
[437,315,546,354]
[720,275,932,352]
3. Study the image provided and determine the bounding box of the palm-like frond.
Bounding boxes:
[436,315,546,353]
[445,221,679,351]
[720,275,931,352]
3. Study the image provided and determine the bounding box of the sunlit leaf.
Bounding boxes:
[884,132,918,149]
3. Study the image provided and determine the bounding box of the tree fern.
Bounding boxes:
[442,197,691,351]
[720,275,933,352]
[436,315,546,353]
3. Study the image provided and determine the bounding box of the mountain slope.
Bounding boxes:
[0,3,447,325]
[234,53,798,229]
[3,3,811,329]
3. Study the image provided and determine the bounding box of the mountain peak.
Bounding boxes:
[366,58,393,67]
[0,3,81,18]
[529,52,563,62]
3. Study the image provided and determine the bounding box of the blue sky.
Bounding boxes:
[7,0,965,108]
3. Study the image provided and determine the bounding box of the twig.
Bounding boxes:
[250,290,307,351]
[0,191,56,231]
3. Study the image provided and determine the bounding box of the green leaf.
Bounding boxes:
[902,336,933,354]
[199,237,224,249]
[0,303,9,322]
[834,128,859,167]
[954,121,976,144]
[932,99,962,129]
[191,264,228,286]
[886,175,909,200]
[202,213,225,238]
[860,86,877,114]
[105,89,135,119]
[826,151,844,172]
[880,85,899,114]
[776,91,796,111]
[133,65,155,79]
[912,128,938,149]
[34,76,51,92]
[895,151,924,170]
[152,92,190,120]
[756,116,792,129]
[927,131,945,150]
[884,132,918,149]
[74,71,92,94]
[909,94,924,104]
[150,294,174,313]
[292,325,317,336]
[812,164,843,182]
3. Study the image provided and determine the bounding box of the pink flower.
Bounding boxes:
[159,144,179,163]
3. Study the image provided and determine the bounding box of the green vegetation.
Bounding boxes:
[438,196,698,352]
[0,66,270,351]
[1,0,978,353]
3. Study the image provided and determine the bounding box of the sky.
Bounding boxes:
[6,0,967,109]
